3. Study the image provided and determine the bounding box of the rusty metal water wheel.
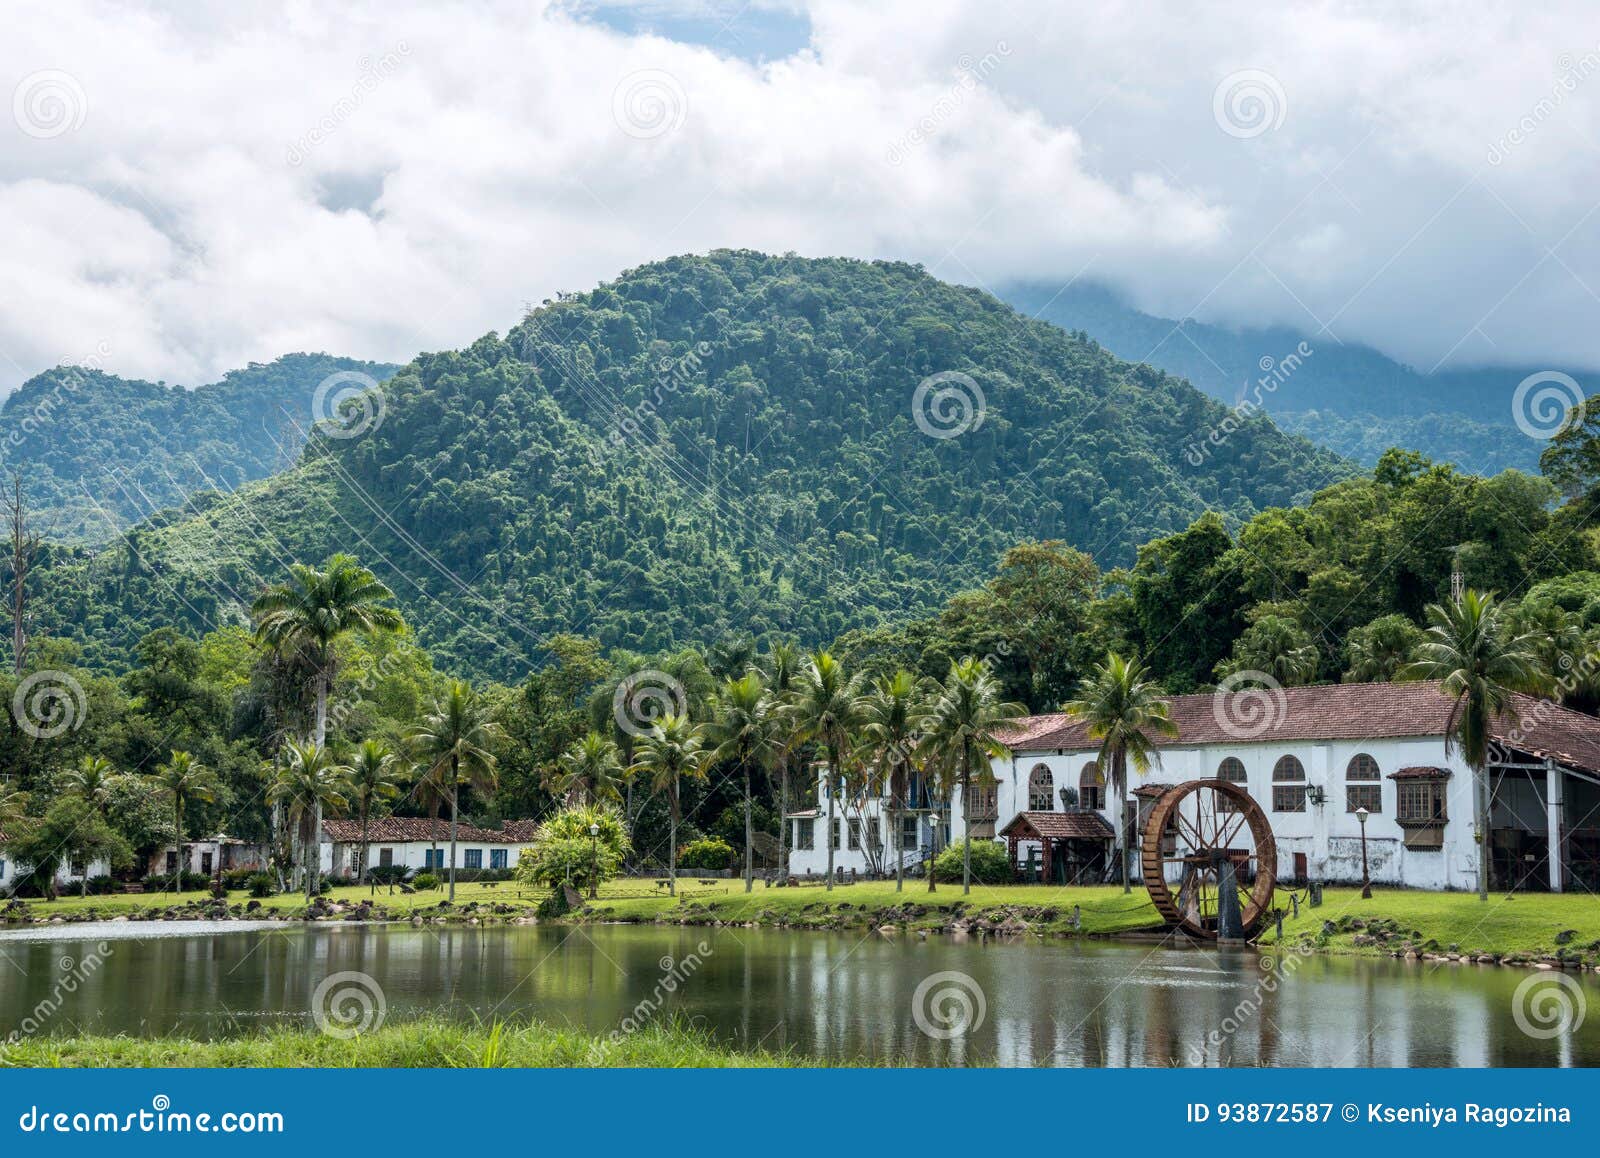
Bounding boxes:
[1140,779,1276,939]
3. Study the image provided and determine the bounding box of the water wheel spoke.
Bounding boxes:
[1139,778,1277,941]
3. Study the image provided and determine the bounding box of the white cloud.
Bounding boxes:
[1,0,1598,392]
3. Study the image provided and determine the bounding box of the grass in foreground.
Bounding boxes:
[0,1016,802,1068]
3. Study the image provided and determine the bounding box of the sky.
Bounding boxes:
[3,0,1600,393]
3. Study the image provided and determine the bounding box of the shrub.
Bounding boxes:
[514,806,630,891]
[366,864,409,885]
[678,837,734,871]
[245,872,275,898]
[222,867,256,890]
[412,872,440,891]
[142,871,211,892]
[933,839,1012,885]
[83,874,121,895]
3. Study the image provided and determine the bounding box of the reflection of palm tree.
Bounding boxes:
[1065,653,1177,893]
[1402,589,1544,900]
[920,658,1025,895]
[627,714,710,896]
[410,680,500,902]
[152,750,218,895]
[268,741,351,899]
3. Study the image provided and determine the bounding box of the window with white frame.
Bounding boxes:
[490,849,508,870]
[1079,763,1105,811]
[1216,757,1247,812]
[900,814,919,849]
[1396,778,1448,824]
[1272,755,1307,812]
[796,817,815,850]
[847,818,862,850]
[1029,764,1055,810]
[1345,753,1382,813]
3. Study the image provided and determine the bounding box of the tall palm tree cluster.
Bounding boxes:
[570,647,1026,896]
[251,555,500,903]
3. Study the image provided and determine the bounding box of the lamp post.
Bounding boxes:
[588,822,600,900]
[1355,806,1372,899]
[927,810,941,894]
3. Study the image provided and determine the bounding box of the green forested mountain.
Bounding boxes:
[30,251,1344,680]
[1001,280,1568,474]
[0,353,398,542]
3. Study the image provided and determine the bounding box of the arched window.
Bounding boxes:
[1078,763,1104,811]
[1346,753,1382,813]
[1216,757,1247,812]
[1272,755,1306,812]
[1028,764,1055,811]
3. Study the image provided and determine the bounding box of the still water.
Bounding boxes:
[1,921,1594,1066]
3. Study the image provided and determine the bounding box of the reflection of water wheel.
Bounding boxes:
[1140,779,1276,939]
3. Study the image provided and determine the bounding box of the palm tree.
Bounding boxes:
[348,739,403,890]
[1220,615,1320,686]
[1401,589,1545,900]
[760,642,801,878]
[1064,653,1178,893]
[252,554,402,891]
[64,754,115,816]
[410,679,501,902]
[784,651,866,891]
[860,670,931,892]
[550,731,625,807]
[627,713,711,896]
[268,740,351,899]
[920,658,1026,895]
[707,672,776,892]
[1344,614,1425,683]
[152,750,218,895]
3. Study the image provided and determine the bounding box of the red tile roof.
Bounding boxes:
[322,818,538,844]
[1391,766,1452,780]
[998,810,1115,841]
[1000,681,1600,776]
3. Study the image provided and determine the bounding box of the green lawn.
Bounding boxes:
[10,881,543,921]
[1260,886,1600,960]
[0,1016,801,1068]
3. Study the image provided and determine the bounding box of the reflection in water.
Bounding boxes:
[0,922,1594,1067]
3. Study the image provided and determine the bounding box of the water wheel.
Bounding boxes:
[1140,779,1276,939]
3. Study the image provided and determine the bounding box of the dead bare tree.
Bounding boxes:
[1,475,42,677]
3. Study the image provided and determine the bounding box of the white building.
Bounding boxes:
[0,834,111,894]
[786,681,1600,893]
[319,817,538,877]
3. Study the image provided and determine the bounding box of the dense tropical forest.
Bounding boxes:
[21,252,1342,678]
[0,353,397,542]
[4,250,1600,900]
[1004,280,1568,475]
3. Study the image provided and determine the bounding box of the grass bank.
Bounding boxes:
[0,1017,799,1068]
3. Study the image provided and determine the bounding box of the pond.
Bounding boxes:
[1,921,1595,1066]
